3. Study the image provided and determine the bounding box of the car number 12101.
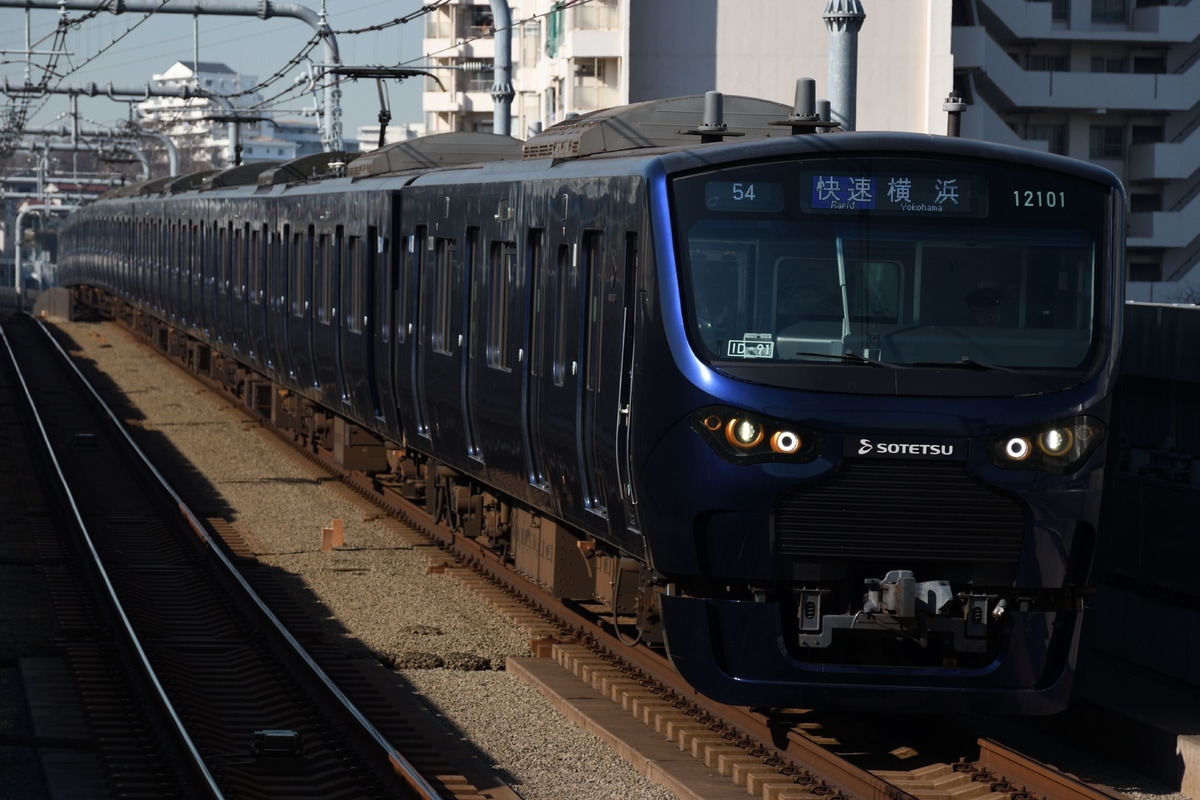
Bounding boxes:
[1014,189,1066,208]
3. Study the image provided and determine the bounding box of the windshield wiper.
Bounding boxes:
[794,350,904,369]
[911,356,1017,373]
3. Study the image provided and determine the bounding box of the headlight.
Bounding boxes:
[693,406,821,464]
[990,417,1106,474]
[1037,428,1074,457]
[726,417,764,449]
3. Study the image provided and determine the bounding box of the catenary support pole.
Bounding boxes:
[823,0,866,132]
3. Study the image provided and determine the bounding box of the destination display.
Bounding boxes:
[801,171,988,217]
[696,162,1088,222]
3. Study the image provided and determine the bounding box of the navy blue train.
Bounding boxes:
[57,93,1126,715]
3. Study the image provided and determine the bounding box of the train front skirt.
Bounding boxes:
[658,592,1082,715]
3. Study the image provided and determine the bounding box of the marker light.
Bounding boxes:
[990,417,1106,474]
[1004,437,1032,461]
[693,406,821,464]
[771,430,802,454]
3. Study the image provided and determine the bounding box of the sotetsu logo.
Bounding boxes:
[857,438,956,457]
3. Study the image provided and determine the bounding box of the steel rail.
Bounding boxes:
[0,319,227,800]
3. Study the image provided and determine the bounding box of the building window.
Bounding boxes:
[1132,125,1164,145]
[462,6,494,39]
[425,7,451,38]
[571,0,619,30]
[522,21,541,67]
[462,63,494,94]
[1133,56,1166,73]
[1130,194,1162,213]
[1028,124,1068,155]
[1089,125,1124,158]
[1028,53,1069,71]
[1092,0,1127,23]
[1090,56,1126,73]
[1051,0,1070,21]
[1128,262,1161,282]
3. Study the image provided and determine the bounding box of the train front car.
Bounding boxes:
[641,134,1125,715]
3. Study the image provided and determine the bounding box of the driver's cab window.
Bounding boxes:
[775,258,842,330]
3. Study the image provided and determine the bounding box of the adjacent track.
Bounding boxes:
[2,312,460,799]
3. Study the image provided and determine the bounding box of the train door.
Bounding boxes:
[370,196,401,440]
[197,220,215,335]
[524,228,550,493]
[247,222,270,371]
[418,229,469,465]
[230,221,250,359]
[598,230,644,551]
[532,231,585,519]
[392,225,427,446]
[578,231,608,520]
[266,220,296,386]
[215,221,232,345]
[470,232,531,495]
[338,226,378,424]
[164,221,176,319]
[285,225,317,391]
[312,226,347,405]
[461,226,483,461]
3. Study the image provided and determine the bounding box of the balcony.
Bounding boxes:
[953,26,1198,112]
[1127,195,1200,256]
[977,0,1199,43]
[1129,128,1200,182]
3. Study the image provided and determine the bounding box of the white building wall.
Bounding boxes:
[627,0,953,134]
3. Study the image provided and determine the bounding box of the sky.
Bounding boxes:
[0,1,429,139]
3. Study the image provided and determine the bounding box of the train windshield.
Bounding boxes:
[671,155,1108,377]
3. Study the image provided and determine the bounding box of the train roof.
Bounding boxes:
[520,94,798,160]
[346,132,523,179]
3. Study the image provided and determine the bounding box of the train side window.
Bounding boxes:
[290,230,308,317]
[251,224,267,305]
[553,243,573,387]
[316,232,332,325]
[277,226,289,314]
[233,222,247,300]
[371,228,387,344]
[219,222,229,296]
[400,230,425,345]
[486,241,515,370]
[432,237,456,355]
[465,226,479,358]
[528,230,546,378]
[346,235,363,333]
[583,232,603,393]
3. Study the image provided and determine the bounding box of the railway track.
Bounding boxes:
[52,311,1137,800]
[2,312,513,800]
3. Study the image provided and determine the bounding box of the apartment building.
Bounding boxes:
[421,0,1198,297]
[137,62,323,170]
